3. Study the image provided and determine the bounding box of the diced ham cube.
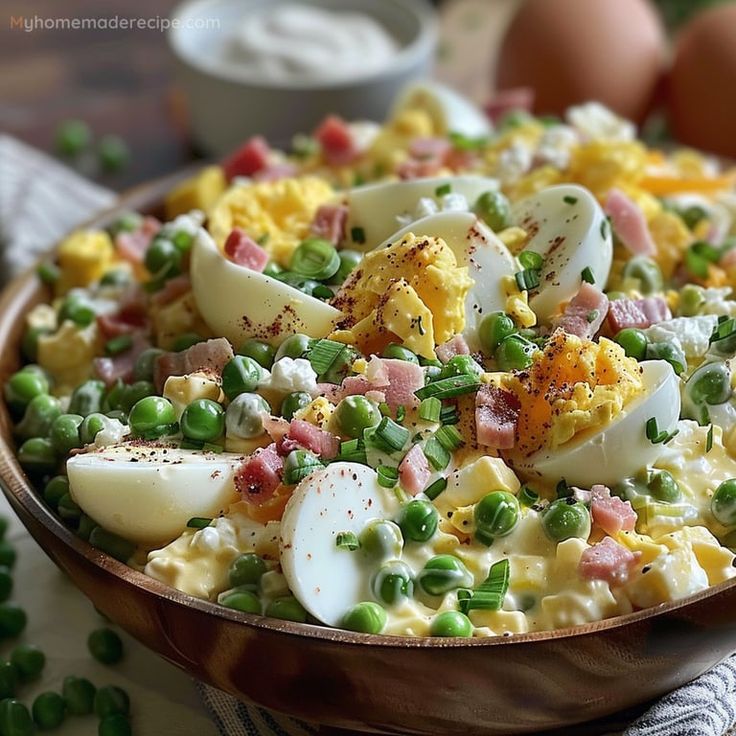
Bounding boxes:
[590,484,638,535]
[399,444,431,496]
[311,204,348,246]
[579,537,638,586]
[153,337,234,392]
[234,444,284,504]
[287,419,340,459]
[380,359,424,410]
[436,335,471,363]
[607,296,671,333]
[223,228,269,272]
[115,216,160,264]
[553,283,609,340]
[151,275,191,307]
[315,115,357,167]
[475,384,520,449]
[604,188,656,257]
[223,136,271,180]
[262,414,291,445]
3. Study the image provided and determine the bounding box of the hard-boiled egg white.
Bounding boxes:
[67,445,241,546]
[345,175,499,250]
[513,360,680,487]
[190,227,341,346]
[374,212,517,351]
[511,184,613,322]
[279,462,400,627]
[391,80,493,139]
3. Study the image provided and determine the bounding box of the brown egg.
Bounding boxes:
[495,0,666,123]
[667,3,736,158]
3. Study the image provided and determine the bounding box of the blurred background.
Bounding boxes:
[1,0,735,191]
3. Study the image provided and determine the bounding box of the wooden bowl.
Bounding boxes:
[1,173,736,736]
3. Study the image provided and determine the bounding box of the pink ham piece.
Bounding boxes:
[115,216,160,264]
[94,332,150,387]
[286,419,339,459]
[153,337,234,392]
[607,296,671,333]
[97,285,149,339]
[590,484,637,536]
[398,444,431,496]
[253,162,299,182]
[604,188,656,257]
[315,115,357,167]
[579,537,638,586]
[409,137,452,161]
[553,283,609,340]
[436,335,470,363]
[223,136,271,180]
[223,228,269,272]
[484,87,535,123]
[151,275,191,307]
[397,157,444,180]
[311,204,348,246]
[475,385,520,449]
[234,444,284,504]
[262,414,291,445]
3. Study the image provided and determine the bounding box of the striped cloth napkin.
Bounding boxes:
[2,134,735,736]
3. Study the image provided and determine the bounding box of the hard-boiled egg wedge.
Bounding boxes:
[513,361,681,487]
[391,80,492,139]
[279,462,400,627]
[374,212,516,351]
[345,175,499,250]
[190,227,341,346]
[67,445,240,546]
[512,184,613,322]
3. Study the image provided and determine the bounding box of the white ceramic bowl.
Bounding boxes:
[168,0,438,155]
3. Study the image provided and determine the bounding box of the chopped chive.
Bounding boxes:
[645,417,677,445]
[424,477,447,501]
[312,284,334,300]
[518,486,539,507]
[37,261,60,284]
[373,417,410,452]
[396,405,406,423]
[439,405,460,425]
[709,318,736,345]
[413,315,426,336]
[307,339,346,376]
[186,517,212,529]
[600,218,610,240]
[336,531,360,551]
[351,226,366,244]
[435,425,464,452]
[458,559,510,614]
[423,437,451,471]
[563,195,578,205]
[104,334,133,356]
[337,438,367,464]
[435,183,452,197]
[515,268,541,291]
[706,424,714,453]
[556,479,572,498]
[448,131,488,151]
[518,251,544,271]
[581,266,595,284]
[377,465,399,488]
[415,374,481,400]
[419,397,442,423]
[586,309,600,323]
[379,402,392,417]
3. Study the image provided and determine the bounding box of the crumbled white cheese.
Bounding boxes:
[566,102,635,142]
[497,142,532,184]
[440,192,469,213]
[535,125,579,169]
[94,417,130,448]
[644,315,719,359]
[701,288,736,318]
[258,357,318,396]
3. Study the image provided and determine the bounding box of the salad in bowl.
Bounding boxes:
[6,84,736,640]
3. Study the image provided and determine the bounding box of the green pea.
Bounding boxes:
[181,399,225,442]
[87,627,123,665]
[0,660,17,698]
[225,393,270,439]
[21,326,52,363]
[359,520,404,560]
[4,370,49,415]
[712,479,736,526]
[0,698,33,736]
[0,566,13,603]
[14,394,61,440]
[0,603,27,638]
[495,334,535,371]
[10,644,44,681]
[43,475,69,509]
[62,675,96,715]
[340,602,387,634]
[648,470,681,503]
[220,589,261,614]
[275,334,312,361]
[58,494,82,525]
[222,356,265,400]
[58,294,96,327]
[32,691,66,730]
[382,343,419,364]
[94,686,130,718]
[50,414,84,454]
[280,391,312,421]
[334,396,381,439]
[439,355,482,379]
[77,515,98,542]
[329,249,362,285]
[290,237,340,281]
[69,379,106,417]
[614,328,648,361]
[133,348,164,381]
[265,596,307,623]
[679,284,705,317]
[99,713,132,736]
[145,237,181,278]
[128,396,177,439]
[228,553,267,588]
[238,339,275,369]
[80,412,108,445]
[17,437,57,474]
[622,256,663,295]
[646,342,686,375]
[55,119,91,156]
[474,491,520,545]
[418,555,473,596]
[98,135,130,172]
[542,498,591,542]
[474,190,512,231]
[371,561,414,605]
[479,312,517,354]
[171,332,203,352]
[398,499,438,543]
[89,528,136,563]
[686,362,732,407]
[430,610,473,638]
[119,380,155,413]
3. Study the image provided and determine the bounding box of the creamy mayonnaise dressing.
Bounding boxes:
[226,4,399,84]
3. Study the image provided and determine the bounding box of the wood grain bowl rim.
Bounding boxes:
[1,170,735,651]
